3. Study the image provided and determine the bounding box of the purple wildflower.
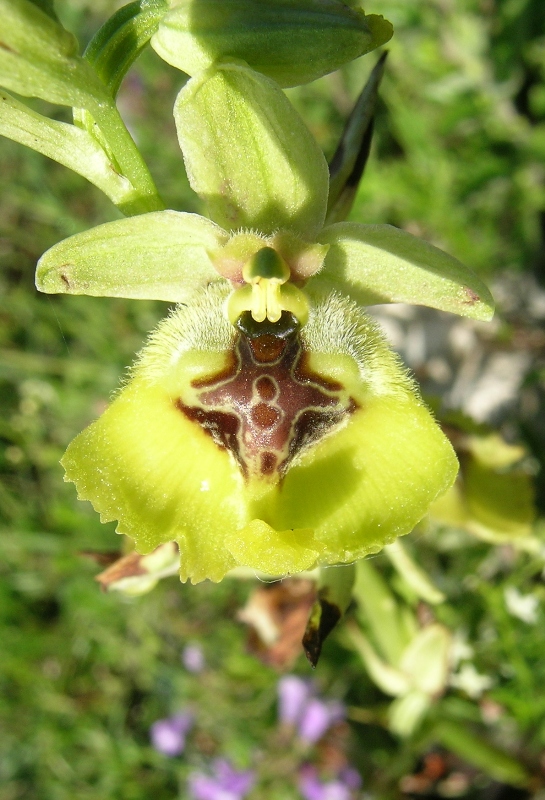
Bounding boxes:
[338,767,362,792]
[298,699,345,745]
[277,675,313,726]
[188,759,255,800]
[182,643,206,673]
[150,712,193,756]
[299,765,361,800]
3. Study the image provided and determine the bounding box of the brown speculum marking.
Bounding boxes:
[177,312,357,480]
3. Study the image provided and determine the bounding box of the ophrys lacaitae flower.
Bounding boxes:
[36,62,493,582]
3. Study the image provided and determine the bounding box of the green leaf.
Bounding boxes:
[434,720,529,786]
[346,622,410,696]
[0,0,110,108]
[353,557,412,667]
[174,62,329,236]
[152,0,392,87]
[464,459,535,541]
[316,222,495,320]
[399,624,451,696]
[385,540,445,605]
[27,0,57,19]
[388,690,431,737]
[36,211,227,301]
[326,52,387,225]
[0,90,148,215]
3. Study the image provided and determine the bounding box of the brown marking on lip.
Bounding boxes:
[255,376,277,401]
[176,401,247,477]
[260,451,277,475]
[179,312,358,481]
[250,334,287,363]
[0,42,16,54]
[251,402,281,429]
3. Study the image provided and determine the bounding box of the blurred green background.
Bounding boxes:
[0,1,544,798]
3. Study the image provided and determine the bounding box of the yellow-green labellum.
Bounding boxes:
[62,284,458,583]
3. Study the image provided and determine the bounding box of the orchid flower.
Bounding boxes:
[0,1,494,585]
[35,61,493,583]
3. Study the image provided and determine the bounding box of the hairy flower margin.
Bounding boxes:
[0,1,494,584]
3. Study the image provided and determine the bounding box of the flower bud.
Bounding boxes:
[151,0,393,87]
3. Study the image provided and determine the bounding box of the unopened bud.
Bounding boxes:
[151,0,393,87]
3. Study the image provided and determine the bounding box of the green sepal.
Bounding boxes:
[0,0,110,109]
[316,222,495,320]
[151,0,392,87]
[174,62,329,236]
[61,284,457,583]
[0,90,149,215]
[36,211,226,300]
[326,52,387,225]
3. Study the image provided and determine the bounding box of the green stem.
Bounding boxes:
[88,99,164,214]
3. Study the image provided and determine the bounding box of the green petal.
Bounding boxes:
[36,211,227,300]
[152,0,392,88]
[430,460,535,544]
[174,62,329,236]
[317,222,495,320]
[466,460,535,540]
[62,284,457,583]
[0,0,110,108]
[429,431,536,544]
